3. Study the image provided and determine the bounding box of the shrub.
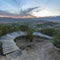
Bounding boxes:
[38,28,55,36]
[19,24,29,31]
[0,25,3,36]
[53,30,60,48]
[0,42,3,55]
[26,28,34,42]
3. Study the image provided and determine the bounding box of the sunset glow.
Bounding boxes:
[0,15,33,18]
[31,9,59,17]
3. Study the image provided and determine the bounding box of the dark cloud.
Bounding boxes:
[0,7,39,16]
[20,6,39,16]
[0,10,19,16]
[0,6,40,17]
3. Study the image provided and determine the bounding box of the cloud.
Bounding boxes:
[0,6,39,17]
[20,6,60,17]
[0,10,33,18]
[0,10,20,16]
[20,6,39,16]
[0,6,60,18]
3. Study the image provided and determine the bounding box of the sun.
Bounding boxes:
[31,9,53,17]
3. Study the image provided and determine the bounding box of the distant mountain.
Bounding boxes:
[0,16,60,23]
[39,16,60,22]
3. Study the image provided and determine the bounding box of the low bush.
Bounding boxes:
[38,28,55,36]
[53,30,60,48]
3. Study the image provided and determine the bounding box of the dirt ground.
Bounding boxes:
[15,38,60,60]
[0,38,60,60]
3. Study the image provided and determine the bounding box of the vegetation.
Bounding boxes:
[36,24,42,27]
[0,24,20,37]
[53,30,60,48]
[19,24,34,42]
[19,24,29,31]
[38,28,55,36]
[0,42,3,55]
[26,28,34,42]
[0,25,3,36]
[0,24,34,43]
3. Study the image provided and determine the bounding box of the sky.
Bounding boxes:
[0,0,60,18]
